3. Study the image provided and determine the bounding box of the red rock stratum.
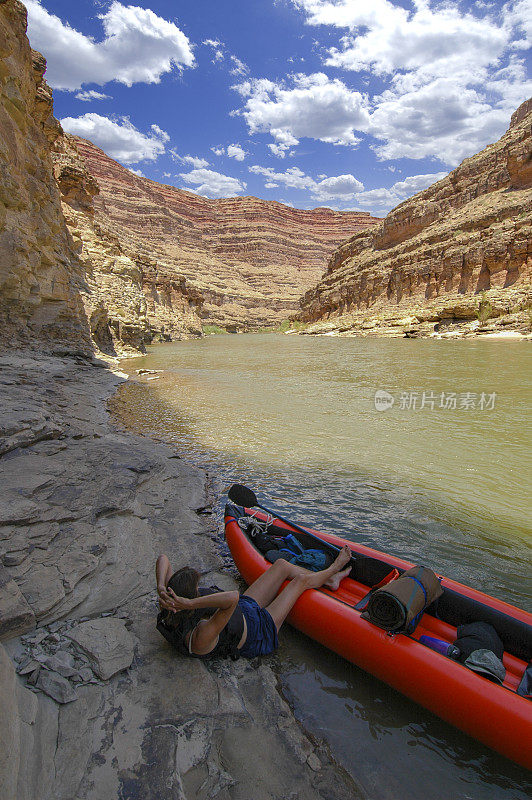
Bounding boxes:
[65,137,379,341]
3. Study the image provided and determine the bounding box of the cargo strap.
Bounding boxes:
[404,569,428,633]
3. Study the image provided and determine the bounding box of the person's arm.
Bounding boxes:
[156,555,175,610]
[169,589,240,655]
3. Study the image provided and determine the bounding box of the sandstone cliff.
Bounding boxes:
[0,0,91,353]
[50,134,201,353]
[298,100,532,338]
[65,136,379,336]
[1,1,379,355]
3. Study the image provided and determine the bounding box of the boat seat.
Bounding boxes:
[434,588,531,663]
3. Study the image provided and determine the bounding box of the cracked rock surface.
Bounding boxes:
[0,352,360,800]
[66,618,136,680]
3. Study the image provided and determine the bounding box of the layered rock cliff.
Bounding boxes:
[64,136,379,336]
[0,0,91,353]
[298,100,532,338]
[1,1,378,355]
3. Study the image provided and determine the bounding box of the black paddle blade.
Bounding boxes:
[227,484,258,507]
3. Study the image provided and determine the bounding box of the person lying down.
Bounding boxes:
[155,547,352,660]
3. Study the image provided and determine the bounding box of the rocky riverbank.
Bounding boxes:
[0,351,358,800]
[294,286,532,339]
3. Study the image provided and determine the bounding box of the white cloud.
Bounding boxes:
[317,174,364,195]
[202,38,249,74]
[179,168,247,198]
[391,173,447,196]
[249,164,364,201]
[234,73,370,152]
[183,155,210,168]
[505,0,532,47]
[150,124,170,143]
[25,1,194,91]
[226,144,247,161]
[229,56,249,76]
[483,54,532,109]
[292,0,394,29]
[237,66,512,165]
[284,1,532,165]
[250,165,316,191]
[304,1,507,80]
[60,113,169,163]
[208,144,248,161]
[203,38,224,62]
[268,143,293,158]
[129,167,144,176]
[368,77,524,164]
[75,89,110,102]
[232,80,253,98]
[171,151,210,168]
[250,163,447,212]
[350,172,447,215]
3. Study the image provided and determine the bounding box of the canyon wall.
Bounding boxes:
[1,1,378,355]
[0,0,159,355]
[298,100,532,337]
[0,0,91,353]
[64,137,378,337]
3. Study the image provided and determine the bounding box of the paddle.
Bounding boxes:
[227,483,344,555]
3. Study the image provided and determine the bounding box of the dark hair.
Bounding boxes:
[167,566,200,598]
[163,567,200,629]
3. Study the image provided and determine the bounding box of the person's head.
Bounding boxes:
[163,566,200,628]
[167,566,200,599]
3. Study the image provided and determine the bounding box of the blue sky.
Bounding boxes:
[25,0,531,215]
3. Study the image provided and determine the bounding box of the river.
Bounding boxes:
[114,333,532,798]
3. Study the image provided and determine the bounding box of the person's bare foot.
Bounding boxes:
[324,566,351,590]
[331,545,351,571]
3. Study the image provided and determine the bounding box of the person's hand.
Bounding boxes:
[157,584,191,612]
[158,584,179,611]
[157,584,174,611]
[167,589,192,612]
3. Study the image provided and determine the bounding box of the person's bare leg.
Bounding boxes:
[243,558,306,606]
[244,547,353,607]
[265,546,352,631]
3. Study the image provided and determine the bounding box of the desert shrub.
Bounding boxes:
[202,324,226,335]
[477,293,493,324]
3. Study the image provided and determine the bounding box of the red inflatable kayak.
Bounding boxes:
[224,503,532,769]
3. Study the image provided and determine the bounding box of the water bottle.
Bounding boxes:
[419,635,460,659]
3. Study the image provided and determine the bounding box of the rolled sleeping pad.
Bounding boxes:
[363,565,443,632]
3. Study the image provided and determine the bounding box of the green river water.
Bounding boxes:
[117,333,532,798]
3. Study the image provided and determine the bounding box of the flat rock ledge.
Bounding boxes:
[0,351,359,800]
